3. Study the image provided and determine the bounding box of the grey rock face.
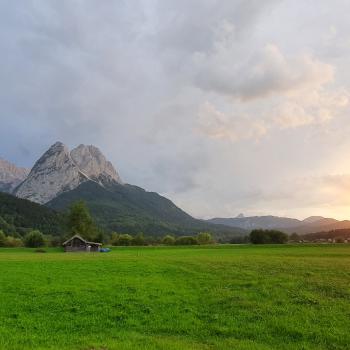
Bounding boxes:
[15,142,86,204]
[15,142,122,204]
[0,158,29,193]
[71,144,122,184]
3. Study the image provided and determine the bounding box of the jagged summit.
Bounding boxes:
[0,158,29,193]
[71,144,122,184]
[14,142,122,204]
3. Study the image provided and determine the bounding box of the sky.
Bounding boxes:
[1,0,350,220]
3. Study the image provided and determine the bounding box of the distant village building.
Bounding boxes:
[62,234,102,252]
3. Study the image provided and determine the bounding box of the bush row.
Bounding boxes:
[109,232,214,246]
[0,229,45,247]
[0,229,215,248]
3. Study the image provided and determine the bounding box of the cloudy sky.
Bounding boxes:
[1,0,350,220]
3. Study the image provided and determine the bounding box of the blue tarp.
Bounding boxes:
[100,248,111,253]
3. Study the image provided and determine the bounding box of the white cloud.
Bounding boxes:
[1,0,350,219]
[194,39,335,100]
[198,102,268,142]
[273,88,349,129]
[194,28,349,141]
[197,83,349,141]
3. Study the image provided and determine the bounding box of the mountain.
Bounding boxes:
[70,144,122,185]
[15,142,122,204]
[47,180,245,237]
[0,191,63,236]
[8,142,244,238]
[302,228,350,241]
[4,142,349,238]
[0,158,29,193]
[287,218,350,234]
[208,215,301,230]
[207,215,350,235]
[302,216,327,224]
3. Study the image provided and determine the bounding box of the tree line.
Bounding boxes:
[3,200,340,248]
[0,201,215,248]
[249,229,288,244]
[0,229,215,248]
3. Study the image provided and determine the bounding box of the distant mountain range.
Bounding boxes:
[207,214,350,234]
[2,142,350,238]
[0,142,244,238]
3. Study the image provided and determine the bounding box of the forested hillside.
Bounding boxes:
[48,181,245,238]
[0,192,64,236]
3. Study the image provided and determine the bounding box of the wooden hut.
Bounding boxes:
[62,234,102,252]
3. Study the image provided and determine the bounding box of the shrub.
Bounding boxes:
[175,236,198,245]
[49,236,62,247]
[132,233,145,246]
[250,229,269,244]
[24,230,45,248]
[110,232,120,246]
[5,236,23,247]
[0,230,6,247]
[250,229,288,244]
[162,235,175,245]
[289,233,300,242]
[197,232,213,245]
[269,230,288,244]
[118,234,133,246]
[35,248,47,253]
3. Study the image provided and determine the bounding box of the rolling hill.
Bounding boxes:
[0,191,64,236]
[207,214,350,235]
[47,180,246,238]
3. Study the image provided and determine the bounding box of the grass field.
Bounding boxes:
[0,245,349,350]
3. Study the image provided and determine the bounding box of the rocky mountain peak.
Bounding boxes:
[34,141,70,166]
[50,141,66,149]
[70,144,122,184]
[14,142,122,204]
[0,158,29,193]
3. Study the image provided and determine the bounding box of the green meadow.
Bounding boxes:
[0,245,349,350]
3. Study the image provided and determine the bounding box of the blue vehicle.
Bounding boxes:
[100,248,111,253]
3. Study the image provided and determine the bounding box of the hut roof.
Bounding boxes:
[62,234,102,246]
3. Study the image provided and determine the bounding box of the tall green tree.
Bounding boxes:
[67,201,98,241]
